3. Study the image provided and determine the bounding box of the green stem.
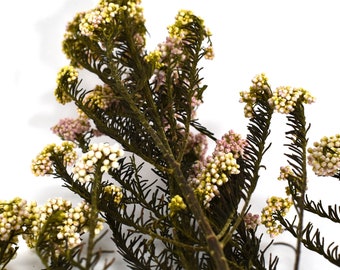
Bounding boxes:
[285,102,309,270]
[168,158,230,270]
[85,169,102,269]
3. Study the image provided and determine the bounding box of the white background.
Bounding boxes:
[1,0,340,269]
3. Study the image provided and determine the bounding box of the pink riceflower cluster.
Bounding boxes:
[268,86,315,114]
[243,213,261,230]
[191,93,202,119]
[73,143,124,184]
[278,165,294,181]
[185,131,208,161]
[239,73,271,118]
[53,84,118,141]
[189,131,246,207]
[51,117,91,142]
[31,141,77,176]
[22,198,102,255]
[261,196,293,238]
[146,36,185,86]
[213,130,248,159]
[307,134,340,176]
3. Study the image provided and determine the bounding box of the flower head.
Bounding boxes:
[261,196,293,237]
[189,151,240,207]
[73,143,124,184]
[189,131,246,206]
[54,65,78,104]
[168,195,187,217]
[51,117,91,142]
[103,184,123,204]
[268,86,315,114]
[79,0,145,39]
[22,198,102,255]
[307,134,340,176]
[278,165,294,181]
[167,9,210,40]
[0,197,30,242]
[213,130,247,159]
[239,73,272,118]
[243,213,261,230]
[31,142,77,176]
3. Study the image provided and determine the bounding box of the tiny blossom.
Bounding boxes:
[51,117,91,142]
[239,73,272,118]
[204,45,214,60]
[133,32,146,48]
[278,165,294,181]
[243,213,261,230]
[73,142,124,184]
[268,86,315,114]
[213,130,247,159]
[307,134,340,176]
[144,50,163,69]
[103,184,123,204]
[54,65,78,104]
[31,141,77,176]
[261,196,293,238]
[168,195,187,217]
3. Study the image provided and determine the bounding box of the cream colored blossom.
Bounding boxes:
[261,196,293,237]
[268,86,315,114]
[54,65,78,104]
[239,73,271,118]
[308,134,340,176]
[31,142,77,176]
[73,142,124,183]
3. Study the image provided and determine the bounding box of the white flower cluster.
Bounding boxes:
[268,86,315,114]
[73,143,124,183]
[308,134,340,176]
[23,198,102,254]
[0,197,29,241]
